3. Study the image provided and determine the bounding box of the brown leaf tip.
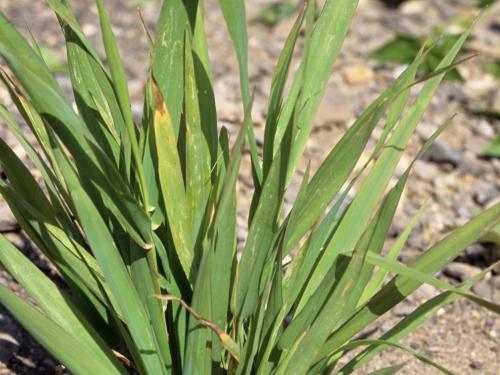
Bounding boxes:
[152,78,167,116]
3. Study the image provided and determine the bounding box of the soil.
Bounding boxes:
[0,0,499,374]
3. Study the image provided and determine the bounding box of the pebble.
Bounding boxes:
[469,360,485,370]
[433,174,457,190]
[459,159,488,177]
[464,244,486,263]
[391,304,415,317]
[82,23,97,37]
[316,87,355,124]
[423,140,463,167]
[414,284,438,300]
[472,279,493,300]
[464,75,497,97]
[0,0,499,373]
[465,136,489,155]
[412,160,440,182]
[475,120,495,139]
[443,262,481,282]
[343,65,375,85]
[474,187,499,207]
[400,0,426,15]
[491,276,500,290]
[410,341,421,350]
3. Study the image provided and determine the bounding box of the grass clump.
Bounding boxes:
[0,1,498,374]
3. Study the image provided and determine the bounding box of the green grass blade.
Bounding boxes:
[235,145,288,317]
[46,0,106,69]
[0,19,86,138]
[62,23,123,167]
[359,204,427,305]
[262,7,304,175]
[190,2,219,166]
[318,201,500,359]
[0,104,77,236]
[338,262,499,374]
[366,364,405,375]
[153,0,187,136]
[0,137,53,219]
[218,0,250,106]
[283,51,423,253]
[219,0,263,188]
[184,35,212,246]
[54,149,167,374]
[0,14,152,249]
[364,252,500,313]
[0,183,117,318]
[0,72,71,202]
[354,114,452,307]
[96,0,149,207]
[280,252,365,374]
[153,83,193,280]
[283,176,354,316]
[210,132,238,359]
[208,124,246,356]
[0,285,120,375]
[273,0,359,176]
[334,339,452,375]
[0,235,126,374]
[302,24,473,301]
[129,242,172,370]
[184,248,214,374]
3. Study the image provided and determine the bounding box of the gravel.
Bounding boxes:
[0,0,499,373]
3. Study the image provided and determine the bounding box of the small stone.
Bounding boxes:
[473,279,493,299]
[494,263,500,276]
[433,174,457,190]
[343,65,375,85]
[464,135,489,155]
[413,160,440,182]
[400,0,426,15]
[464,244,486,263]
[416,122,438,140]
[414,284,438,300]
[492,276,500,289]
[410,341,421,350]
[316,87,355,124]
[392,304,415,317]
[82,23,98,36]
[474,187,500,207]
[459,159,488,177]
[469,360,485,370]
[464,75,497,97]
[423,140,463,166]
[443,262,481,282]
[476,120,495,139]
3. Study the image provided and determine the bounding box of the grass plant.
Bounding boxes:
[0,0,498,374]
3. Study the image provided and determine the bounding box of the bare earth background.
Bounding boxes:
[0,0,499,373]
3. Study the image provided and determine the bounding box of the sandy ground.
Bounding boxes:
[0,0,499,373]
